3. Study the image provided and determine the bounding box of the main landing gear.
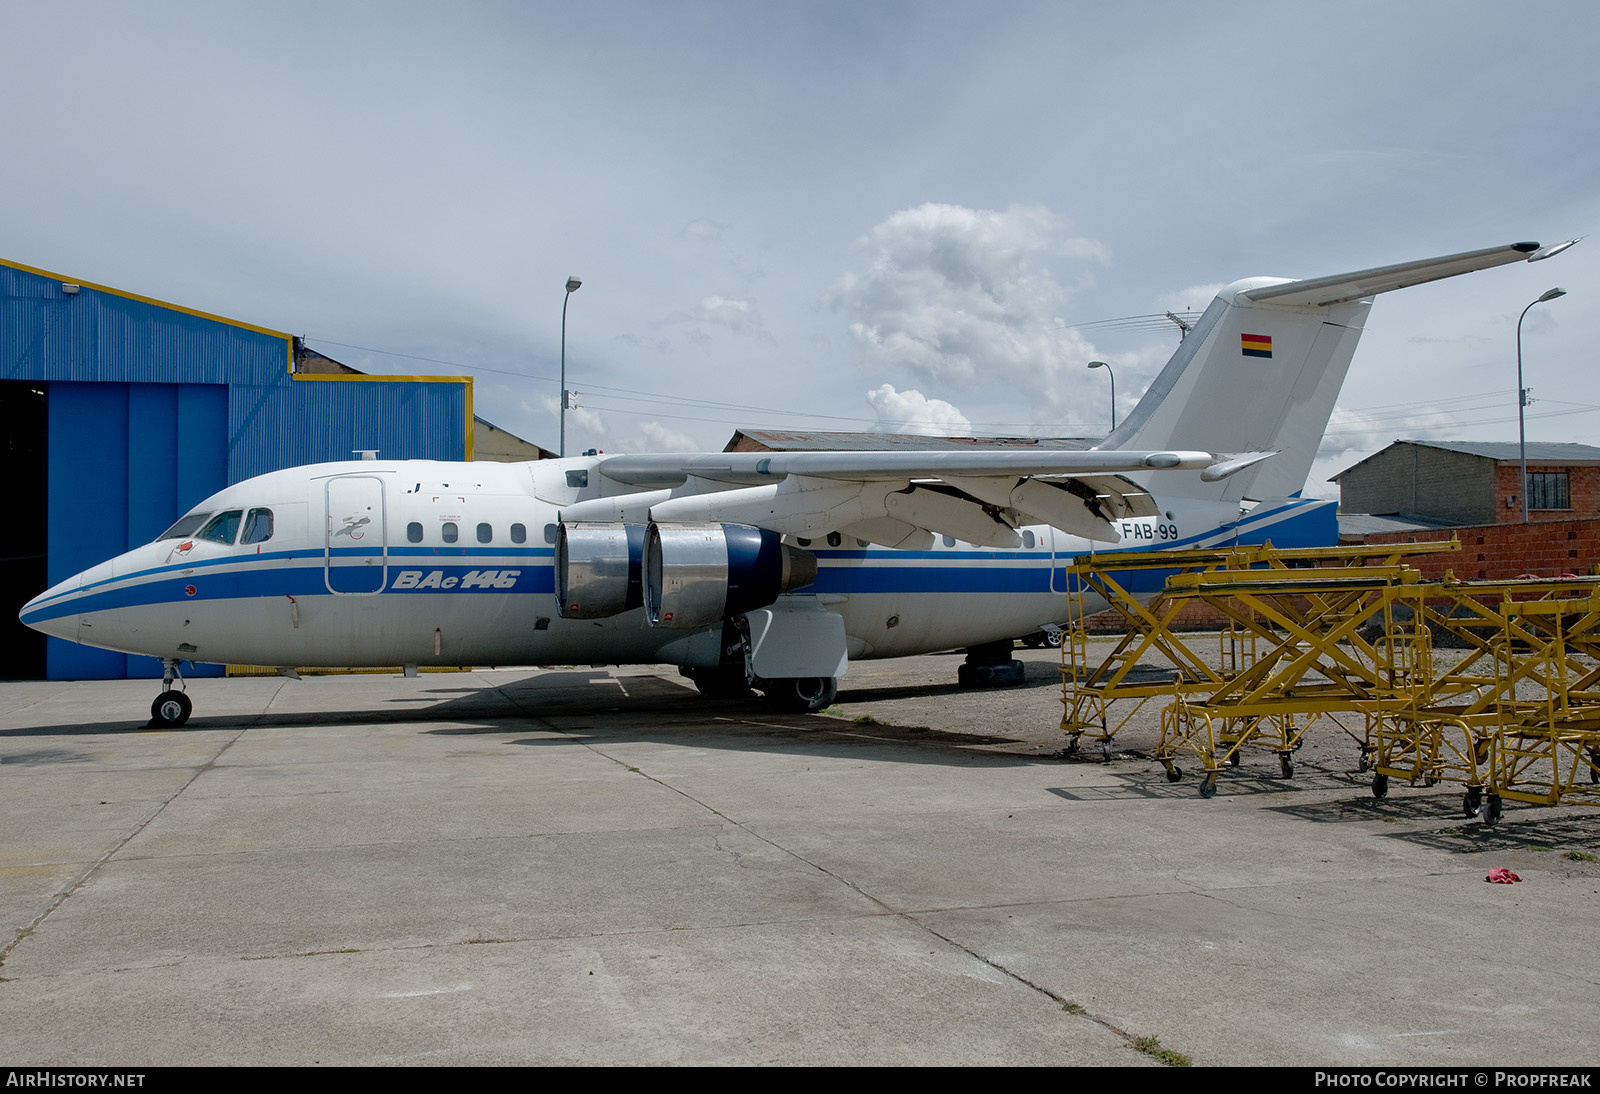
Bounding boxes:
[148,658,192,728]
[957,639,1027,688]
[761,676,838,713]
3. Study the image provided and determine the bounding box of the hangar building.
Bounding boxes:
[1,258,474,681]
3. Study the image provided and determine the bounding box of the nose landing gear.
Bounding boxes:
[148,659,192,728]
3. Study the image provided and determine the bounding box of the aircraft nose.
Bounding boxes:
[19,577,83,642]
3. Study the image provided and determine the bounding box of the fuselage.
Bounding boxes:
[20,456,1319,672]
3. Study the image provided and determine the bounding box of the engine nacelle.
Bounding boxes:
[555,522,646,619]
[645,522,818,629]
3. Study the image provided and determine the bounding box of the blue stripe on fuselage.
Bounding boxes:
[24,501,1334,623]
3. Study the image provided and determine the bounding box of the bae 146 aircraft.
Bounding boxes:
[20,241,1575,726]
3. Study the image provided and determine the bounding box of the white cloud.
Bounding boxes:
[684,218,724,242]
[628,420,700,452]
[1156,283,1225,315]
[696,294,761,333]
[865,384,972,436]
[827,203,1108,410]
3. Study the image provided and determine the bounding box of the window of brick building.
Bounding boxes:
[1528,472,1571,510]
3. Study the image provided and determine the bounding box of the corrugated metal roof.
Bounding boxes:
[1330,439,1600,481]
[1,259,290,385]
[1336,512,1461,537]
[2,257,474,480]
[1396,439,1600,462]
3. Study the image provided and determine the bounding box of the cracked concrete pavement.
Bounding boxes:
[1,646,1597,1065]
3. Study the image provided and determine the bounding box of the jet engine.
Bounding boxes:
[645,522,818,629]
[555,522,646,619]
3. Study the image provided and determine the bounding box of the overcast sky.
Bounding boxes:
[4,1,1596,499]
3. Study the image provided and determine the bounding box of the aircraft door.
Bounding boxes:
[325,475,387,594]
[1049,526,1069,594]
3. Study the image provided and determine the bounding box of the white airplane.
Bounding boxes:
[21,241,1571,726]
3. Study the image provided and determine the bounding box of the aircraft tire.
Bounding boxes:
[762,677,837,713]
[149,690,192,728]
[957,659,1026,688]
[685,665,755,700]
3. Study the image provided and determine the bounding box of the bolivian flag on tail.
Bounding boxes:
[1241,333,1272,358]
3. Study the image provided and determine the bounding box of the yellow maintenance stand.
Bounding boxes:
[1060,540,1457,762]
[1060,540,1600,821]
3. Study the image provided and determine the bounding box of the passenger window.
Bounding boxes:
[240,508,274,545]
[942,535,956,548]
[510,523,526,544]
[476,522,492,543]
[442,522,458,543]
[1022,530,1036,549]
[826,532,842,547]
[407,522,423,543]
[544,524,558,544]
[156,512,211,542]
[197,510,244,545]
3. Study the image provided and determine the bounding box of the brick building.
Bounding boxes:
[1334,440,1600,580]
[1332,440,1600,525]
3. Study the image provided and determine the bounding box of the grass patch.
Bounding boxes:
[1133,1035,1192,1067]
[1061,1002,1086,1015]
[1565,850,1598,863]
[1530,845,1554,853]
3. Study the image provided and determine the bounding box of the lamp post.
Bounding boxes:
[560,276,582,458]
[1516,287,1566,523]
[1088,360,1116,432]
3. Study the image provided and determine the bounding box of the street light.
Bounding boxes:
[560,276,582,458]
[1516,287,1566,523]
[1088,360,1116,432]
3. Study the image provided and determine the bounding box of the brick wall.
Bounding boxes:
[1363,516,1600,580]
[1078,516,1600,633]
[1492,464,1600,524]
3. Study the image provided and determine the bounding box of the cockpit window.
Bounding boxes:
[240,508,274,545]
[196,510,244,545]
[156,512,211,542]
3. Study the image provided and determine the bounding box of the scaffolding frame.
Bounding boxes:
[1059,539,1600,821]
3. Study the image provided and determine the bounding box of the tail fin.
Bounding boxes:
[1109,242,1546,502]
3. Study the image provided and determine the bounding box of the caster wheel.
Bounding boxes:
[1463,787,1482,818]
[1198,773,1217,799]
[1279,754,1295,779]
[150,690,192,728]
[1164,765,1183,783]
[1371,772,1389,799]
[1483,794,1503,828]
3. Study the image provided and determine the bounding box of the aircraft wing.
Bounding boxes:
[590,448,1261,547]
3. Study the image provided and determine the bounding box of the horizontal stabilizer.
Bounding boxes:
[1242,242,1539,307]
